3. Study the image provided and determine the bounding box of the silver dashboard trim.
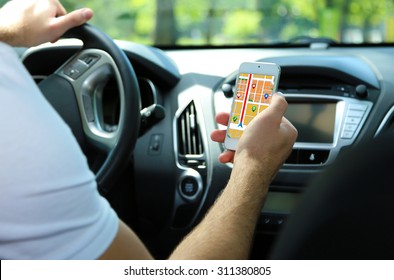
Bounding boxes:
[375,105,394,137]
[171,89,213,227]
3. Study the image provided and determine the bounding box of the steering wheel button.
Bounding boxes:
[64,60,89,79]
[64,67,79,78]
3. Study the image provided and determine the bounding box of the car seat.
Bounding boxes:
[270,133,394,259]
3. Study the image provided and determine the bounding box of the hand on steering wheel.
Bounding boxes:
[38,24,141,194]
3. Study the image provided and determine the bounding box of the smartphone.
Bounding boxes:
[224,62,281,150]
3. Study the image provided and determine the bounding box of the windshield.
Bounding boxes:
[5,0,394,46]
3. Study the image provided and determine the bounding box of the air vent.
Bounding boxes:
[177,101,204,156]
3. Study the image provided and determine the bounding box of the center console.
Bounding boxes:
[214,59,380,233]
[284,94,372,166]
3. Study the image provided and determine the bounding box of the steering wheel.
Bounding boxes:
[38,24,141,194]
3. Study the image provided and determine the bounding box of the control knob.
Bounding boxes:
[355,84,368,99]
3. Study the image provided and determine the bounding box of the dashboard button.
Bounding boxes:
[298,150,330,165]
[180,177,198,197]
[259,214,287,228]
[341,130,355,139]
[343,124,358,132]
[347,110,365,118]
[263,217,272,225]
[345,116,362,125]
[348,104,368,111]
[148,134,163,155]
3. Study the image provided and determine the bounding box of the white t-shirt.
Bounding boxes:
[0,42,118,259]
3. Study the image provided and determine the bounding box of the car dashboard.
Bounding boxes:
[21,40,394,259]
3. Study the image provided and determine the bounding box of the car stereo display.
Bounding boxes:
[285,102,336,144]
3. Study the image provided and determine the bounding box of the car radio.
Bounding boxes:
[284,94,372,166]
[215,86,373,167]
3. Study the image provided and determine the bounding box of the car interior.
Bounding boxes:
[12,0,394,259]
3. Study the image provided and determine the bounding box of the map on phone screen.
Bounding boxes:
[227,73,276,139]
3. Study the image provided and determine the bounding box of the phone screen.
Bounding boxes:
[227,72,277,139]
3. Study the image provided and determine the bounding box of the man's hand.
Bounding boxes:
[0,0,93,47]
[211,93,297,176]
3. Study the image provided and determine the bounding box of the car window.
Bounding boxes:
[3,0,394,46]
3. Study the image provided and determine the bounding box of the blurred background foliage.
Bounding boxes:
[2,0,394,46]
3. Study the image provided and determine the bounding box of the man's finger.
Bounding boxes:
[215,112,230,126]
[51,8,93,36]
[218,150,234,163]
[211,129,226,143]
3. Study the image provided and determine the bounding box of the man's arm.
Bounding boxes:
[0,0,92,47]
[98,220,154,260]
[169,94,297,259]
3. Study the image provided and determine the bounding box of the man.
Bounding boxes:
[0,0,297,259]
